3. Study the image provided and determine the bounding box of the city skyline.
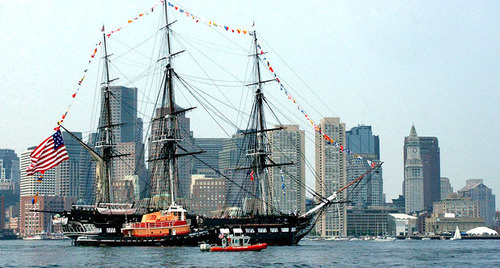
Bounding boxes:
[0,0,499,206]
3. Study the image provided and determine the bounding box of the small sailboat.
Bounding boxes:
[450,226,462,240]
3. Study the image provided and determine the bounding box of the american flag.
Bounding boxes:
[26,130,69,176]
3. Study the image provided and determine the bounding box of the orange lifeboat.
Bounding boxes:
[122,205,190,238]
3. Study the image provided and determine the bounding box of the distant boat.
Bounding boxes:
[421,237,431,241]
[450,226,462,240]
[374,236,396,242]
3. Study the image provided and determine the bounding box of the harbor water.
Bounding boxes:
[0,239,499,267]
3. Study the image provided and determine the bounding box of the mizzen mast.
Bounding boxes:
[245,30,290,215]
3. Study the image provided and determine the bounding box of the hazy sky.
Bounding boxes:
[0,1,499,206]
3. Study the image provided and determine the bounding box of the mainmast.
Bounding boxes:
[151,3,181,207]
[164,2,177,206]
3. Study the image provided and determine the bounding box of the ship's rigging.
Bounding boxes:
[53,0,382,226]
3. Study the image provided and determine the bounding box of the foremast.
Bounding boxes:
[95,30,116,204]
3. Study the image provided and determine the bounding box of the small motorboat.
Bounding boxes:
[200,233,267,252]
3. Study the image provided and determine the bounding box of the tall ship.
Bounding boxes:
[47,1,381,246]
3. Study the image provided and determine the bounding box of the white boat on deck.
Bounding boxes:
[96,203,137,215]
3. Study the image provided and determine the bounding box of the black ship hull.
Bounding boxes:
[201,214,316,246]
[60,207,142,240]
[61,206,317,246]
[0,229,18,240]
[74,229,216,246]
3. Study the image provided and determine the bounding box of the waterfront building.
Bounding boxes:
[269,125,306,214]
[315,117,347,237]
[458,179,496,227]
[425,213,484,234]
[403,125,424,214]
[19,195,75,237]
[387,213,417,237]
[0,149,21,183]
[192,138,227,178]
[432,193,480,218]
[440,177,453,200]
[189,175,225,216]
[346,206,399,236]
[149,105,193,203]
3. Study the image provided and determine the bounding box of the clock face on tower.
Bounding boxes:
[412,147,418,153]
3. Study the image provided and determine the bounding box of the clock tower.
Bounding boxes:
[404,125,424,214]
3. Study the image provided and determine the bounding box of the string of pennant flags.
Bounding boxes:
[54,0,167,131]
[166,1,253,36]
[256,42,376,168]
[55,0,252,132]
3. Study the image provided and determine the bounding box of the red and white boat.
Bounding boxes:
[200,233,267,252]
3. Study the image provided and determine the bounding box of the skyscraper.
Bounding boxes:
[404,130,440,211]
[269,125,306,214]
[458,179,496,227]
[218,130,250,209]
[54,131,84,198]
[404,125,424,214]
[0,149,20,183]
[315,117,347,237]
[346,125,383,208]
[440,177,453,200]
[346,125,380,157]
[98,86,146,203]
[192,138,227,178]
[78,133,98,205]
[20,147,56,197]
[418,137,441,210]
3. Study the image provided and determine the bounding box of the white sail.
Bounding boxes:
[451,226,461,240]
